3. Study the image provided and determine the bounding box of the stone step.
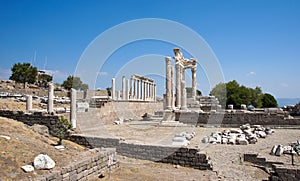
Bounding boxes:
[159,121,191,127]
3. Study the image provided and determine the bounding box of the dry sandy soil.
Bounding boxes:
[0,116,87,181]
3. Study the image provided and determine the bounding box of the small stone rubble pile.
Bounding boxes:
[172,132,196,146]
[202,124,274,145]
[271,141,300,156]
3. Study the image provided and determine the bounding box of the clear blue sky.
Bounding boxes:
[0,0,299,98]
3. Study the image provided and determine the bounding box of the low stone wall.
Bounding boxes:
[77,101,163,125]
[0,110,62,136]
[271,164,300,181]
[36,148,117,181]
[68,135,212,170]
[243,153,300,181]
[176,112,300,127]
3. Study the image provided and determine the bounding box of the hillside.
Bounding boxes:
[0,116,86,181]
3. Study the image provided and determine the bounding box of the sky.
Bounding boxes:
[0,0,299,98]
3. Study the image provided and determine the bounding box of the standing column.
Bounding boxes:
[26,95,32,111]
[111,78,116,100]
[175,61,182,108]
[70,88,76,129]
[122,76,126,100]
[129,78,133,99]
[191,66,197,99]
[47,83,54,113]
[171,66,175,108]
[181,67,187,110]
[137,80,140,100]
[126,79,130,100]
[165,57,172,109]
[154,84,156,101]
[144,82,147,100]
[117,91,121,100]
[133,78,136,99]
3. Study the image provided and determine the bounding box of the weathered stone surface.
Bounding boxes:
[21,165,34,172]
[275,145,284,156]
[31,124,49,135]
[271,145,278,155]
[34,154,55,170]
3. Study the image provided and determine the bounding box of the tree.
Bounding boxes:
[261,93,278,108]
[62,76,89,90]
[9,62,38,88]
[210,80,266,109]
[106,87,112,96]
[209,82,227,106]
[186,87,202,96]
[56,116,72,145]
[37,73,53,88]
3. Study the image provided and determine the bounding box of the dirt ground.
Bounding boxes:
[78,116,300,181]
[0,116,87,181]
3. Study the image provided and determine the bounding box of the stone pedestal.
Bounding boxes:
[70,88,76,129]
[26,95,32,111]
[47,83,54,113]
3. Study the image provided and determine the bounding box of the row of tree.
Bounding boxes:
[210,80,278,108]
[9,62,88,90]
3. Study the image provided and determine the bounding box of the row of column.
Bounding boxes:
[25,83,76,129]
[111,76,156,101]
[165,57,197,110]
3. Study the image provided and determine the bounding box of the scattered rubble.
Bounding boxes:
[271,141,300,156]
[21,165,34,172]
[33,154,55,170]
[202,124,274,145]
[54,145,65,150]
[172,132,196,146]
[0,135,11,140]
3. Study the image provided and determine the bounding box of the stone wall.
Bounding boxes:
[68,135,212,170]
[175,112,300,127]
[244,153,300,181]
[36,148,117,181]
[0,110,62,136]
[271,164,300,181]
[77,102,163,125]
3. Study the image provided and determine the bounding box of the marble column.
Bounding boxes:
[117,91,121,100]
[70,88,76,129]
[165,57,172,109]
[171,66,175,108]
[126,79,130,101]
[144,82,147,100]
[122,76,125,100]
[137,80,140,100]
[26,95,32,111]
[154,84,156,101]
[191,66,197,99]
[47,83,54,113]
[175,61,182,108]
[133,78,136,99]
[181,67,187,110]
[111,78,116,100]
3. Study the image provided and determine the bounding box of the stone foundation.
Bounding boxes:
[175,112,300,127]
[36,148,117,181]
[68,135,212,170]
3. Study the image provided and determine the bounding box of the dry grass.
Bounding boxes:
[0,116,86,181]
